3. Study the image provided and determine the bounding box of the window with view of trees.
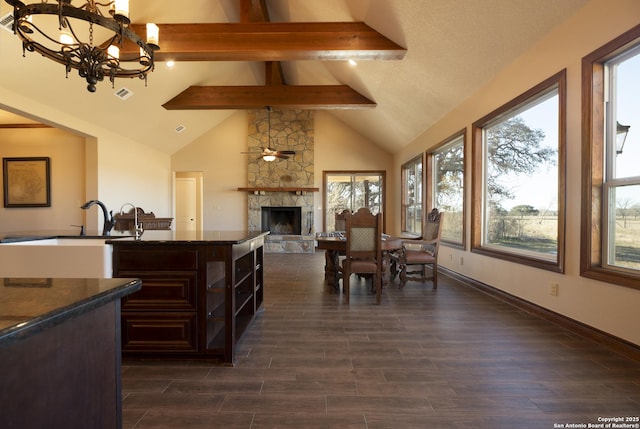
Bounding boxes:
[401,155,423,236]
[428,130,465,247]
[323,171,385,231]
[472,70,566,272]
[582,26,640,289]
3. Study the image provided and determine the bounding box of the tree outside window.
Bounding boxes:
[323,171,385,231]
[472,70,566,272]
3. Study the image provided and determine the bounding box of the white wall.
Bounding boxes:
[0,127,85,231]
[315,111,394,232]
[0,87,172,234]
[393,0,640,345]
[172,112,249,230]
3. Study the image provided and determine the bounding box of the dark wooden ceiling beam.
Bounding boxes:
[162,85,376,110]
[125,22,406,62]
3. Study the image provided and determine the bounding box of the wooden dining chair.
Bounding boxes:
[334,209,350,231]
[341,207,383,304]
[390,208,443,289]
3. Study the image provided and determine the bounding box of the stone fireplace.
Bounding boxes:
[261,206,301,235]
[244,108,316,253]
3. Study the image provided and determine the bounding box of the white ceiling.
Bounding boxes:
[0,0,589,154]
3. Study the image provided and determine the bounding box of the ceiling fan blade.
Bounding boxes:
[276,154,290,159]
[279,150,296,155]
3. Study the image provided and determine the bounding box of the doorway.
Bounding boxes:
[174,172,203,232]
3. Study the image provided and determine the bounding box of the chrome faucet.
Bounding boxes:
[81,200,116,236]
[119,202,143,239]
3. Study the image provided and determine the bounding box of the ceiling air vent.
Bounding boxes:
[114,87,133,100]
[0,12,14,33]
[175,125,186,133]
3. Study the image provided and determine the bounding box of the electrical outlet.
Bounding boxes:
[459,257,464,266]
[550,283,559,296]
[448,254,453,261]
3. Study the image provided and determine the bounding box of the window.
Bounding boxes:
[472,70,566,272]
[401,155,423,236]
[582,26,640,289]
[428,130,466,247]
[323,171,385,231]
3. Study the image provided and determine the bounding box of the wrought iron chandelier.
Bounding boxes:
[4,0,160,92]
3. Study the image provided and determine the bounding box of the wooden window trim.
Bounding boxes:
[400,154,424,236]
[471,70,567,273]
[581,24,640,290]
[426,128,467,249]
[322,170,387,232]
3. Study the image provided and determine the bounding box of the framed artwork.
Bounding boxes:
[2,157,51,208]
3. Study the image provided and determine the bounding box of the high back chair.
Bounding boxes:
[341,207,383,304]
[390,208,443,289]
[334,209,350,231]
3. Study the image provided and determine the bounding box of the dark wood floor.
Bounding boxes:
[122,251,640,429]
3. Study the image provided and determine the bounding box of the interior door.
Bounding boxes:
[175,177,197,232]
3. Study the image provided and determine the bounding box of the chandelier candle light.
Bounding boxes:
[5,0,160,92]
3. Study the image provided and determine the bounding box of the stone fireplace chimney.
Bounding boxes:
[245,108,315,253]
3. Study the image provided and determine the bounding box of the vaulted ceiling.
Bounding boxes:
[0,0,589,154]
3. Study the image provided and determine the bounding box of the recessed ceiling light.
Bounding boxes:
[166,60,175,68]
[348,59,357,67]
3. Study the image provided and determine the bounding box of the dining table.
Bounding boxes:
[315,233,404,289]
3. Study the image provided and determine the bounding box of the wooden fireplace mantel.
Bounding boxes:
[238,187,319,193]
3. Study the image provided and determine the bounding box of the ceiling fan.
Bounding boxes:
[241,107,296,161]
[253,147,296,161]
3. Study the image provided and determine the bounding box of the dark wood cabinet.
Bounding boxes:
[112,233,265,364]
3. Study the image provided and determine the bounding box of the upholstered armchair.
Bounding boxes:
[390,208,443,289]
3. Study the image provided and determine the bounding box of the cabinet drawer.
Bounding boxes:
[121,312,197,352]
[115,248,199,271]
[120,272,197,310]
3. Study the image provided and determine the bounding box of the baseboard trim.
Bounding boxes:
[440,267,640,362]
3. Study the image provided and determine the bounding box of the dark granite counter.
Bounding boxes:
[0,230,268,244]
[0,276,141,428]
[106,229,269,244]
[0,277,141,346]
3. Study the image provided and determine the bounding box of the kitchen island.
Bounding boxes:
[110,230,268,364]
[0,277,141,429]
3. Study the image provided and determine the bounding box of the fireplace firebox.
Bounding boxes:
[261,206,302,235]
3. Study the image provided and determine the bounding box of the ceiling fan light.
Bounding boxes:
[262,154,276,162]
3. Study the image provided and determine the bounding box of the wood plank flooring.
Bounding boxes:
[122,251,640,428]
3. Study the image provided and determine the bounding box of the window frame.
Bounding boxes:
[427,129,466,249]
[400,154,424,237]
[471,70,567,273]
[581,24,640,289]
[322,170,386,232]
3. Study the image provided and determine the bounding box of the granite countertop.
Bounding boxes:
[0,277,141,346]
[0,230,269,244]
[106,230,269,244]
